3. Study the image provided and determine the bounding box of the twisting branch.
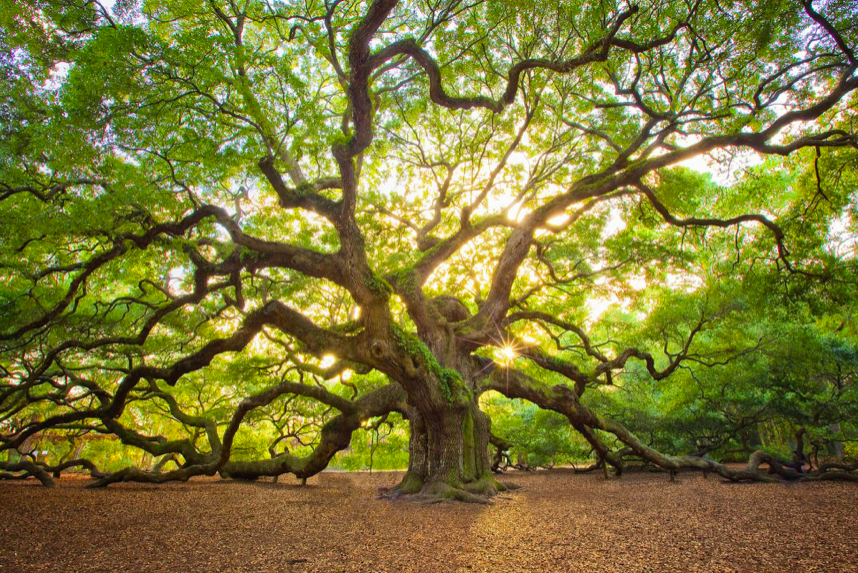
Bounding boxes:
[366,7,639,114]
[257,156,341,220]
[801,0,856,65]
[633,181,815,276]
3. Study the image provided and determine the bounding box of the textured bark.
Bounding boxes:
[396,408,428,493]
[574,423,625,476]
[390,375,507,501]
[380,349,506,501]
[489,433,513,473]
[425,407,465,485]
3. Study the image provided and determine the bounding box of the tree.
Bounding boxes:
[1,0,857,499]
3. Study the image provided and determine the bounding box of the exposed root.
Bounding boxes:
[380,475,517,504]
[414,481,492,504]
[498,480,522,491]
[378,471,424,500]
[395,472,425,494]
[462,475,521,494]
[462,476,499,496]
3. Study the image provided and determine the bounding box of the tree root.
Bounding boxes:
[390,472,425,495]
[380,472,520,503]
[410,481,492,504]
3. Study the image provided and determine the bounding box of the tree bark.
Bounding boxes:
[390,394,507,502]
[396,408,428,493]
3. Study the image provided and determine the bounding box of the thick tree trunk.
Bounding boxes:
[393,398,505,502]
[470,407,494,482]
[384,327,508,501]
[424,406,466,485]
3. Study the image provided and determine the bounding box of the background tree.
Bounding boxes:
[1,0,857,499]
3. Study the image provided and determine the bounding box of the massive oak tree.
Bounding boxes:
[1,0,857,498]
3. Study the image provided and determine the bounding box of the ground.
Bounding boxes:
[0,469,856,572]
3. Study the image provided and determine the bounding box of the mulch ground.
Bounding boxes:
[1,468,856,572]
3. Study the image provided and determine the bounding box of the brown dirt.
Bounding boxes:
[1,469,856,572]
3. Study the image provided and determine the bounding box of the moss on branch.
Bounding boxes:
[390,324,470,405]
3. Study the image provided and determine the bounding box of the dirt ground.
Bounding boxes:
[1,469,856,573]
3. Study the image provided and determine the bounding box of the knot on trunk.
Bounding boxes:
[370,340,387,359]
[431,295,471,323]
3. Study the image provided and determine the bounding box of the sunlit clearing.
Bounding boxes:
[629,276,647,290]
[320,354,336,368]
[519,330,538,344]
[248,334,274,354]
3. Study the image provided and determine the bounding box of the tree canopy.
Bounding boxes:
[1,0,857,497]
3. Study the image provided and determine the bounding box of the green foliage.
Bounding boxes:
[483,392,591,466]
[1,0,856,482]
[332,414,410,471]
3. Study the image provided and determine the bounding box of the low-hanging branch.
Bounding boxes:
[482,366,858,483]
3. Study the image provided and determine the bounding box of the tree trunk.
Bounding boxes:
[386,329,506,501]
[393,398,503,501]
[425,406,465,486]
[397,408,428,493]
